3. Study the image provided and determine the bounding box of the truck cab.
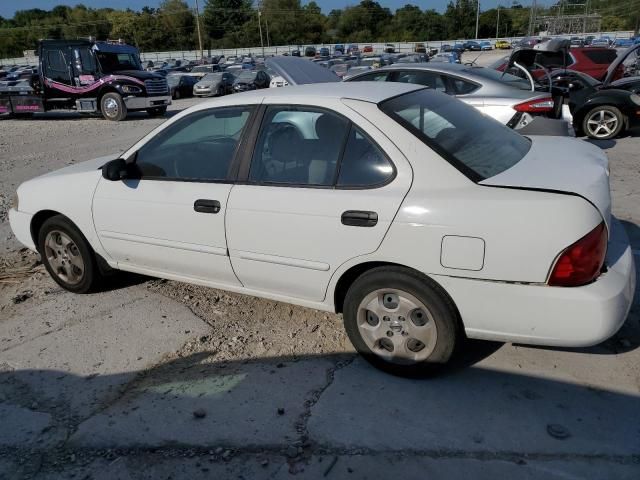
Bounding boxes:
[0,39,171,121]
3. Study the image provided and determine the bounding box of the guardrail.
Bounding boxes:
[1,31,635,65]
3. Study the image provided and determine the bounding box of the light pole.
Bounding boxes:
[194,0,203,62]
[496,7,500,39]
[258,10,265,57]
[475,0,480,39]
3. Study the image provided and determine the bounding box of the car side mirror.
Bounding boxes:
[102,158,128,181]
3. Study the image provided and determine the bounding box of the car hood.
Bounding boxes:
[195,80,219,87]
[481,136,611,231]
[38,154,120,180]
[265,56,340,85]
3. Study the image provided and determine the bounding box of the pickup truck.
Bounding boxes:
[0,39,171,121]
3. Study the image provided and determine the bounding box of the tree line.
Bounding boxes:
[0,0,638,58]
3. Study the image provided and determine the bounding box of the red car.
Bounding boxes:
[494,47,620,81]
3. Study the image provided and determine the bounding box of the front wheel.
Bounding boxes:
[38,215,103,293]
[100,92,127,121]
[582,105,624,140]
[343,267,460,377]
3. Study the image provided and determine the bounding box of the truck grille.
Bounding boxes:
[144,79,169,96]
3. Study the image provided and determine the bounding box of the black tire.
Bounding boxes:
[174,90,180,100]
[217,86,223,97]
[343,266,460,377]
[146,106,168,117]
[581,105,625,140]
[37,215,103,294]
[100,92,127,121]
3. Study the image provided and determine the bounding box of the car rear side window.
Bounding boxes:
[337,126,394,187]
[393,71,447,93]
[349,72,390,82]
[380,89,530,181]
[581,49,617,64]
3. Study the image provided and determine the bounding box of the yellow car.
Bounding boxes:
[495,39,511,49]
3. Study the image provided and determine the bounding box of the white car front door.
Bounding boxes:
[93,106,255,285]
[225,103,412,302]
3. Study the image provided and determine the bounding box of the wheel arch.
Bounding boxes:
[30,210,113,274]
[333,261,463,327]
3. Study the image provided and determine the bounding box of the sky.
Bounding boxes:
[0,0,555,19]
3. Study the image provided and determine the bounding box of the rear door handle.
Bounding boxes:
[341,210,378,227]
[194,199,221,214]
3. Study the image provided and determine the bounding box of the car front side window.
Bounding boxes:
[134,107,253,181]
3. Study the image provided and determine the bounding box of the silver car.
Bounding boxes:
[193,72,235,97]
[345,63,558,129]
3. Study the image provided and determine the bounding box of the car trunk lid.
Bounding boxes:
[480,136,611,231]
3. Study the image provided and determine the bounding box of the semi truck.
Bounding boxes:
[0,39,171,121]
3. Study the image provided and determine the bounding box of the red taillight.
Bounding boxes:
[513,98,555,113]
[548,223,607,287]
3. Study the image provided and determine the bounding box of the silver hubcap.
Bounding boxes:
[44,230,85,285]
[103,98,119,117]
[357,289,438,365]
[586,109,618,138]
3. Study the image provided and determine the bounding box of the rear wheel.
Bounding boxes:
[582,105,624,140]
[37,215,103,293]
[173,89,180,100]
[343,267,460,377]
[100,92,127,121]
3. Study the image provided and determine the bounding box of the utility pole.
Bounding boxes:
[258,10,265,57]
[475,0,480,40]
[496,7,500,39]
[528,0,537,36]
[194,0,203,62]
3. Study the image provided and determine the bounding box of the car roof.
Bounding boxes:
[201,82,423,105]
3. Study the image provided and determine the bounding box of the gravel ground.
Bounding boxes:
[0,91,639,479]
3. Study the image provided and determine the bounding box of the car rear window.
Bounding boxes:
[380,89,531,181]
[581,49,617,64]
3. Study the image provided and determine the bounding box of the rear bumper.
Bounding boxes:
[435,216,636,347]
[8,208,36,251]
[124,95,171,110]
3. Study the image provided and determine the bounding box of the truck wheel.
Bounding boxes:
[343,266,461,377]
[147,106,167,117]
[100,93,127,121]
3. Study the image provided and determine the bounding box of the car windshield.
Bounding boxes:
[465,67,532,90]
[166,75,181,86]
[236,71,257,80]
[380,89,531,181]
[95,52,141,73]
[202,73,222,81]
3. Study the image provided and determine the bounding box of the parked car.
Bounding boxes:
[614,38,634,48]
[304,46,317,57]
[189,64,222,78]
[495,39,511,49]
[291,50,301,57]
[345,63,559,130]
[318,47,330,57]
[334,44,345,54]
[167,74,199,99]
[441,44,453,52]
[384,44,396,53]
[10,82,633,376]
[550,44,640,139]
[480,41,492,51]
[232,69,271,92]
[494,46,620,81]
[570,37,584,48]
[463,41,482,51]
[414,43,427,53]
[330,64,350,79]
[362,45,374,54]
[584,35,595,45]
[192,72,235,97]
[590,38,611,47]
[347,44,360,55]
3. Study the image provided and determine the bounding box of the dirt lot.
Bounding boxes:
[0,93,639,480]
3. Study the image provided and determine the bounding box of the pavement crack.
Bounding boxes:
[295,354,356,442]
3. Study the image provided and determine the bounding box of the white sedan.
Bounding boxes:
[9,83,635,376]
